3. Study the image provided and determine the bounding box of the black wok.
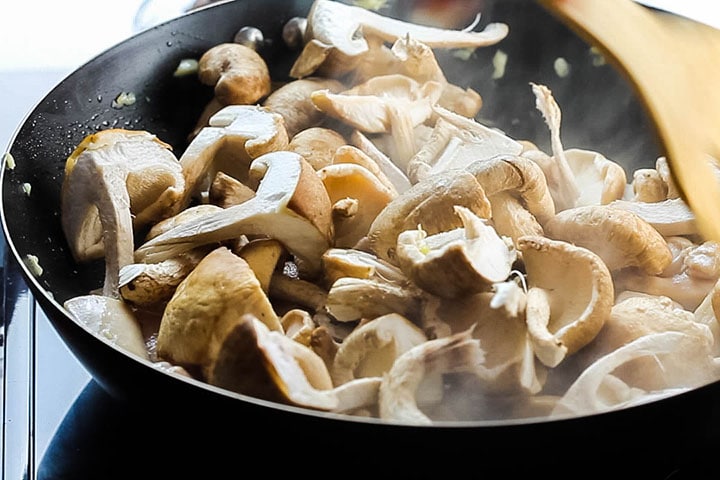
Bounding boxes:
[3,0,719,474]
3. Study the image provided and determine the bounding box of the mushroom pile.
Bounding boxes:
[59,0,720,424]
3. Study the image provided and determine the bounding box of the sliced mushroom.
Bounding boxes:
[61,129,184,297]
[518,235,614,367]
[237,238,287,293]
[262,77,345,138]
[655,156,681,199]
[64,294,149,360]
[209,171,256,208]
[281,308,316,346]
[321,247,408,287]
[290,0,508,79]
[607,198,697,237]
[408,112,523,183]
[544,205,673,275]
[378,328,484,425]
[631,167,667,203]
[287,127,347,171]
[157,246,282,370]
[197,43,271,105]
[135,151,333,277]
[331,313,427,386]
[179,105,289,204]
[350,130,412,194]
[359,169,492,264]
[318,162,395,248]
[331,144,398,196]
[312,74,442,170]
[529,83,581,212]
[207,313,381,413]
[488,191,545,244]
[396,206,516,298]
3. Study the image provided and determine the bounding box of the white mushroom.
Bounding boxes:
[135,151,333,277]
[61,129,184,298]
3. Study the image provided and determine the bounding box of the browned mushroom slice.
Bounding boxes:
[544,205,673,275]
[290,0,509,79]
[518,235,614,367]
[135,151,333,277]
[64,294,149,360]
[378,329,483,425]
[157,246,282,370]
[319,162,395,248]
[179,105,289,204]
[287,127,347,170]
[331,313,427,386]
[208,313,381,413]
[396,206,516,298]
[61,129,184,297]
[325,276,426,323]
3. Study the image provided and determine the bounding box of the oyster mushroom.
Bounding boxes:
[208,313,381,413]
[396,206,516,298]
[378,328,484,425]
[290,0,509,79]
[407,113,524,184]
[135,151,333,277]
[157,246,281,371]
[544,205,673,275]
[518,235,614,367]
[331,313,427,386]
[311,74,442,170]
[318,162,395,248]
[64,295,149,360]
[528,83,581,212]
[197,43,271,105]
[61,129,184,298]
[179,105,289,204]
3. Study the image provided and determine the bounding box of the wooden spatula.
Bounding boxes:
[539,0,720,242]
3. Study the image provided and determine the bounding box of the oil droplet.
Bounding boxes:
[166,41,173,47]
[97,95,103,102]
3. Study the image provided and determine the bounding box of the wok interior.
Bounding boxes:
[2,0,672,425]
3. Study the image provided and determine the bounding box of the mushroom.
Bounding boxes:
[236,238,287,293]
[378,328,484,425]
[396,206,516,298]
[197,43,271,105]
[631,167,667,203]
[281,308,316,346]
[655,156,681,199]
[359,168,492,264]
[422,292,546,394]
[262,77,345,138]
[321,247,408,287]
[613,240,720,311]
[407,113,524,184]
[324,276,426,323]
[318,162,395,248]
[268,273,329,313]
[331,144,398,196]
[607,197,697,237]
[208,171,256,208]
[135,151,333,278]
[64,295,149,360]
[286,127,347,171]
[290,0,509,79]
[528,83,581,212]
[331,313,427,386]
[157,246,282,371]
[350,130,412,194]
[544,205,673,275]
[311,74,443,170]
[518,235,614,367]
[179,105,289,204]
[61,129,185,297]
[207,313,381,413]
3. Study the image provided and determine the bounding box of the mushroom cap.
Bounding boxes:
[563,148,627,206]
[157,246,281,368]
[544,205,673,275]
[518,235,614,361]
[287,127,347,171]
[396,206,516,298]
[197,43,271,105]
[361,169,492,264]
